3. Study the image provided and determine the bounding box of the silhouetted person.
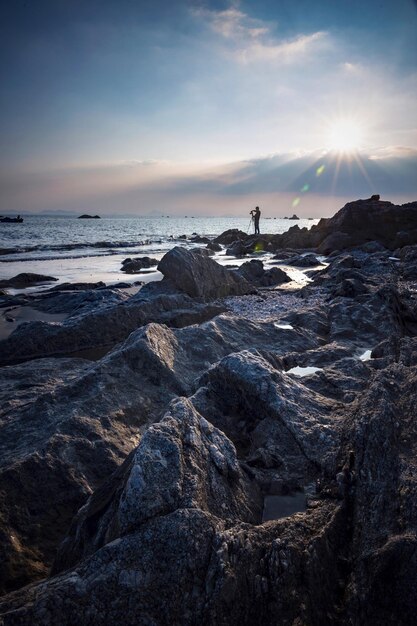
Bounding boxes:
[250,206,261,234]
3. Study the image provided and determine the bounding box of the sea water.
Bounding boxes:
[0,215,319,287]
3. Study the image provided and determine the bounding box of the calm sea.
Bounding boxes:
[0,215,318,287]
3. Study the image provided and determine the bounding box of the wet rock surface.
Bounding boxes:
[0,273,58,289]
[0,201,416,625]
[121,256,158,273]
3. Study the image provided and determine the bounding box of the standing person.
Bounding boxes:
[250,206,261,234]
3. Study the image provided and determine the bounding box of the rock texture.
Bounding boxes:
[0,199,416,625]
[0,314,319,594]
[0,281,224,366]
[157,247,254,299]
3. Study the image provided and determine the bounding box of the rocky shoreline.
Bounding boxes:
[0,198,416,625]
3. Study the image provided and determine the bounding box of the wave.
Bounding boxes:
[0,239,160,257]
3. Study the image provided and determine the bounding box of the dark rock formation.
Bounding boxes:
[2,330,415,624]
[213,229,247,245]
[207,241,222,252]
[121,257,158,273]
[0,206,416,624]
[158,247,254,300]
[0,274,58,289]
[0,280,224,366]
[47,282,106,292]
[0,314,319,593]
[77,214,100,219]
[311,198,417,252]
[285,253,323,267]
[190,235,210,244]
[234,260,291,287]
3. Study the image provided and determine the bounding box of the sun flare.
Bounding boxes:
[326,118,364,153]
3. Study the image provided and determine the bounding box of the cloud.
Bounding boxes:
[368,146,417,160]
[3,148,415,216]
[193,5,329,64]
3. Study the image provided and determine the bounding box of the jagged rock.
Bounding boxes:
[0,314,319,593]
[207,241,222,252]
[0,281,224,366]
[157,247,254,300]
[193,350,342,478]
[0,274,58,289]
[234,260,291,287]
[311,199,417,251]
[318,231,353,255]
[331,278,369,298]
[0,213,416,624]
[354,241,387,254]
[213,229,247,245]
[226,241,248,257]
[53,398,260,573]
[285,253,323,267]
[121,256,158,273]
[32,288,130,316]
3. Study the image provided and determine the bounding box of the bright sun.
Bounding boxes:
[326,118,364,153]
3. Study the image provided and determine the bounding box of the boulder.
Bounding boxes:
[213,229,248,245]
[157,247,254,300]
[285,254,323,267]
[235,260,291,287]
[317,231,353,255]
[54,397,259,572]
[226,242,248,257]
[331,278,369,298]
[311,199,417,251]
[207,241,222,252]
[121,256,158,273]
[190,235,210,244]
[0,274,58,289]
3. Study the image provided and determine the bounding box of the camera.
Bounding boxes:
[250,210,256,216]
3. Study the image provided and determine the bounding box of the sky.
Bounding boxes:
[1,0,416,217]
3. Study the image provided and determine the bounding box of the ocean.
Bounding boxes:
[0,215,319,289]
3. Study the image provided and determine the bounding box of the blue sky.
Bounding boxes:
[1,0,416,215]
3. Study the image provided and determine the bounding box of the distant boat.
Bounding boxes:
[0,216,23,223]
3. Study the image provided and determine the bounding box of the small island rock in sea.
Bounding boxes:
[78,214,101,219]
[0,196,416,625]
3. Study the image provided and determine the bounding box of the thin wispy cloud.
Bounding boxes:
[193,5,329,64]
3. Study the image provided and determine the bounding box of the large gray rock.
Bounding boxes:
[54,397,259,572]
[0,313,319,594]
[0,281,224,366]
[157,247,254,300]
[6,339,416,625]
